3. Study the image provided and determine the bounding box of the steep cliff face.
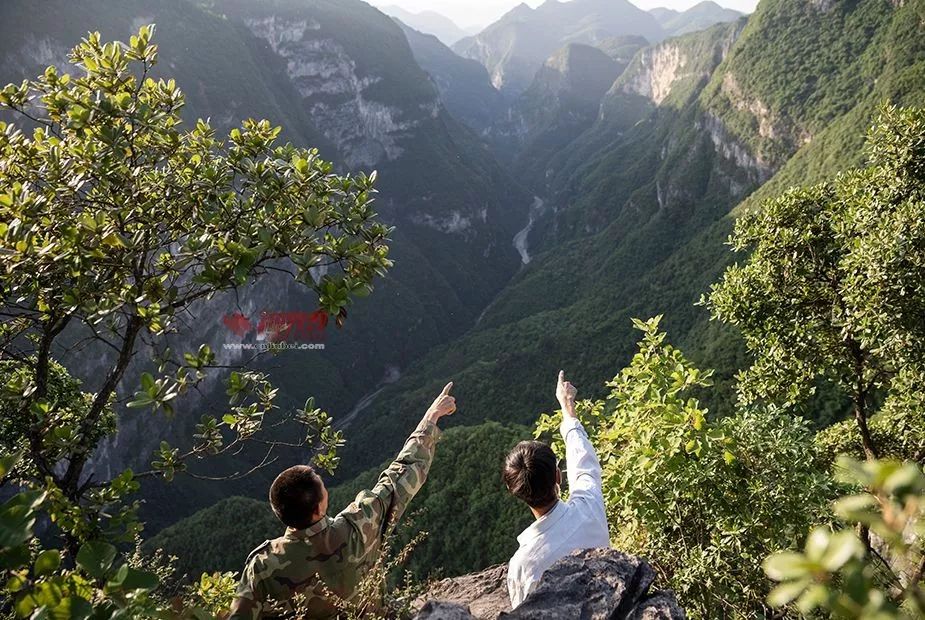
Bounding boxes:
[543,19,749,242]
[610,18,742,110]
[205,0,529,257]
[619,43,685,106]
[597,19,772,182]
[242,13,437,168]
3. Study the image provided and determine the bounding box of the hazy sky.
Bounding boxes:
[368,0,758,30]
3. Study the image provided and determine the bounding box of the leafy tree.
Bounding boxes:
[708,105,925,461]
[0,25,390,616]
[535,317,836,618]
[765,457,925,618]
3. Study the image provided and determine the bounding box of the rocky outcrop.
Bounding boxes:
[243,15,438,168]
[415,549,685,620]
[699,111,775,183]
[621,43,685,105]
[417,564,512,619]
[615,19,743,108]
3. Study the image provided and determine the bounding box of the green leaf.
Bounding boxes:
[767,578,811,607]
[764,551,810,581]
[833,494,877,521]
[119,567,159,591]
[114,92,133,109]
[795,584,830,615]
[803,527,830,562]
[44,595,92,620]
[820,530,864,571]
[0,451,22,480]
[0,503,40,548]
[0,543,31,570]
[34,549,61,577]
[126,396,154,409]
[76,540,117,580]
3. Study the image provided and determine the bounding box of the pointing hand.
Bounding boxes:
[425,381,456,424]
[556,370,577,418]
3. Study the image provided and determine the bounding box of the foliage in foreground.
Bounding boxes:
[0,448,424,619]
[765,457,925,618]
[536,317,837,618]
[0,25,389,618]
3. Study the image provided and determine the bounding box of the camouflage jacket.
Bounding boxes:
[228,420,440,619]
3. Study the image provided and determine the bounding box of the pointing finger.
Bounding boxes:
[558,370,565,384]
[441,381,453,396]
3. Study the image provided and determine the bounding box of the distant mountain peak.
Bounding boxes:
[378,4,468,45]
[651,1,742,37]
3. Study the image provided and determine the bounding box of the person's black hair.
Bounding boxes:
[502,441,559,509]
[269,465,324,529]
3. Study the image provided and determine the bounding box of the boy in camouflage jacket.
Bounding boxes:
[230,382,457,619]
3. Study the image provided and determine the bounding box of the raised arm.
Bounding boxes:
[339,382,457,552]
[556,371,603,503]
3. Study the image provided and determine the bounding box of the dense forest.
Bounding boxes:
[1,0,925,617]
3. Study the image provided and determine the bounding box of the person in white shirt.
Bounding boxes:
[502,370,610,608]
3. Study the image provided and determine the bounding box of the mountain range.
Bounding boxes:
[3,0,923,588]
[452,0,742,99]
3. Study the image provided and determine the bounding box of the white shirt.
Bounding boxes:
[507,416,610,608]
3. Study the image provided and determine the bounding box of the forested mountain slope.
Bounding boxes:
[0,0,531,529]
[6,0,924,591]
[333,0,925,484]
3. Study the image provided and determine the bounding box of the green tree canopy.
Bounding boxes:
[708,105,925,460]
[535,317,836,618]
[0,25,390,618]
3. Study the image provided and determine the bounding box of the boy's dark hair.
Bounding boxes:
[502,441,559,509]
[269,465,324,529]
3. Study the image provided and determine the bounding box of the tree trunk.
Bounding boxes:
[853,397,878,460]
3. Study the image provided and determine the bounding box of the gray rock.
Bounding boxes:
[415,601,476,620]
[627,592,687,619]
[502,548,657,619]
[415,549,684,620]
[415,564,511,620]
